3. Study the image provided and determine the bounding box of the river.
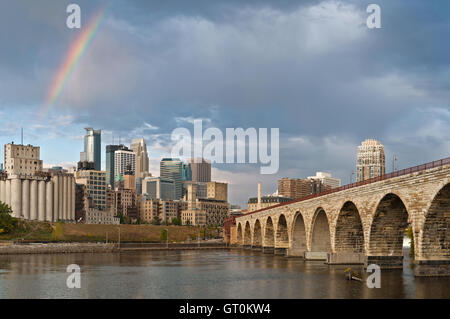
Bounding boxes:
[0,249,449,298]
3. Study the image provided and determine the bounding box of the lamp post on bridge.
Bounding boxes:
[393,155,398,173]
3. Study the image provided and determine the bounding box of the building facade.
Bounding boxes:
[357,139,386,182]
[80,128,101,171]
[85,207,120,224]
[106,144,129,188]
[139,198,159,223]
[182,181,207,199]
[182,163,192,181]
[1,144,75,221]
[0,171,75,221]
[123,165,135,190]
[181,183,229,226]
[278,178,313,200]
[4,143,43,177]
[75,170,107,211]
[247,195,292,212]
[189,158,211,182]
[160,158,183,199]
[142,177,175,200]
[130,138,150,180]
[207,181,228,201]
[308,171,341,189]
[114,150,136,184]
[75,183,87,222]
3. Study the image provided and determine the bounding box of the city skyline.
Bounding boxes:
[1,0,449,208]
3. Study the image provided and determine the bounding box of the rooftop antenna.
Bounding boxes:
[21,127,23,145]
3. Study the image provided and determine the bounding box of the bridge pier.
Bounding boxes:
[262,247,274,254]
[366,256,403,269]
[304,251,328,261]
[326,252,366,265]
[414,260,450,277]
[274,248,287,255]
[286,248,305,258]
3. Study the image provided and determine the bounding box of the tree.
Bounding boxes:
[160,229,168,242]
[0,202,17,234]
[406,226,415,258]
[171,217,181,226]
[152,216,161,225]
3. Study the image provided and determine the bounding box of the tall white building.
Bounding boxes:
[114,150,136,181]
[357,139,386,182]
[130,138,150,180]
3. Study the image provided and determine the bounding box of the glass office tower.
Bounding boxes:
[80,128,102,171]
[160,158,183,199]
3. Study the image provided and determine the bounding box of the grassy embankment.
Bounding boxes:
[0,220,219,243]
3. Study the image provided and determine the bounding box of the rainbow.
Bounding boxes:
[42,7,106,117]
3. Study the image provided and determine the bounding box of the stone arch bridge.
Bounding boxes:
[235,158,450,276]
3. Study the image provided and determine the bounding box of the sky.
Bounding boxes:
[0,0,449,207]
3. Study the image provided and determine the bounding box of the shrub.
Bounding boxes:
[0,201,17,234]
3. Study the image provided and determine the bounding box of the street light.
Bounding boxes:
[163,228,169,249]
[393,155,398,173]
[117,226,121,250]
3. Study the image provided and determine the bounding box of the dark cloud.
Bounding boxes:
[0,0,449,206]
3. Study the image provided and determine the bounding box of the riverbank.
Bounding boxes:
[0,242,116,255]
[0,242,228,255]
[0,220,221,243]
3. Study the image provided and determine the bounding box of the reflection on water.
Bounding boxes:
[0,250,449,299]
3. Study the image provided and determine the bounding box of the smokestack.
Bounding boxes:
[257,182,261,210]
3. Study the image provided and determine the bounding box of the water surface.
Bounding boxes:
[0,249,448,298]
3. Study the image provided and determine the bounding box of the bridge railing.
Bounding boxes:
[240,156,450,218]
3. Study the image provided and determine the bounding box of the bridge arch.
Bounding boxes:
[420,183,450,260]
[291,211,307,255]
[237,223,243,245]
[252,219,263,247]
[369,193,408,256]
[243,221,252,246]
[275,214,289,246]
[264,216,275,247]
[334,201,365,253]
[311,208,331,252]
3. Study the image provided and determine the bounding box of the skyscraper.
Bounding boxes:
[115,149,136,183]
[80,128,101,171]
[357,139,386,182]
[160,158,183,199]
[189,158,211,182]
[142,177,175,200]
[182,162,192,181]
[105,144,129,188]
[130,138,150,180]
